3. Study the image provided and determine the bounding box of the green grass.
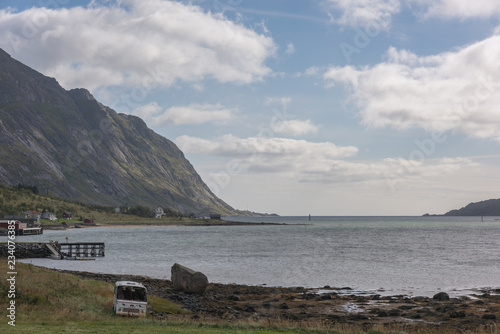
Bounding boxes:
[2,321,345,334]
[148,294,191,315]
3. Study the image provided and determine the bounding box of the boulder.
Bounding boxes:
[433,292,450,301]
[171,263,208,294]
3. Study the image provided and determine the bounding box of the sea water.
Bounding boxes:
[15,216,500,297]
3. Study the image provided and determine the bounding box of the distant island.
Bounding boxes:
[424,198,500,216]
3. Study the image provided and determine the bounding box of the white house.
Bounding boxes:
[41,212,57,221]
[154,206,164,218]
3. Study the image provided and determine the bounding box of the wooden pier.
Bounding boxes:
[47,242,105,258]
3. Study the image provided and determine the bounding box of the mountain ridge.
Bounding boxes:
[0,48,235,216]
[443,198,500,216]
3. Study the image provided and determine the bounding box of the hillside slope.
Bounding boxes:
[444,199,500,216]
[0,49,234,215]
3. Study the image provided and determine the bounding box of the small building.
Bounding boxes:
[41,212,57,221]
[62,212,72,219]
[0,220,27,230]
[83,218,94,224]
[0,219,42,235]
[154,206,164,219]
[25,211,41,224]
[4,214,40,227]
[26,210,40,217]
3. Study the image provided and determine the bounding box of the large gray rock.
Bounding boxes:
[171,263,209,294]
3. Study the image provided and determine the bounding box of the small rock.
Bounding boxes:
[279,303,289,309]
[450,311,466,318]
[349,314,368,320]
[435,306,448,313]
[417,307,432,315]
[244,305,256,312]
[482,314,497,320]
[388,309,401,316]
[377,311,388,317]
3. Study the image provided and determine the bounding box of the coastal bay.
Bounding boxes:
[16,216,500,298]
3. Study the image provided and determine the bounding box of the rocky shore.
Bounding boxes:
[0,242,52,258]
[42,220,302,230]
[55,269,500,333]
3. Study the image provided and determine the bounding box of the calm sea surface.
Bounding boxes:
[16,216,500,297]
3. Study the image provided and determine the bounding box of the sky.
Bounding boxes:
[1,0,500,215]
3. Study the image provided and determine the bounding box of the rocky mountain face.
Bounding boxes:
[444,199,500,216]
[0,49,234,216]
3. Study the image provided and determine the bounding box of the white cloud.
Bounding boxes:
[175,134,358,174]
[325,0,400,28]
[415,0,500,19]
[272,119,318,136]
[132,102,162,119]
[176,135,474,194]
[265,97,291,107]
[133,103,235,125]
[285,42,295,55]
[324,35,500,140]
[325,0,500,29]
[0,0,276,90]
[317,157,476,187]
[304,66,321,76]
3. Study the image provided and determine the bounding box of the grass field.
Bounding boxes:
[0,260,351,334]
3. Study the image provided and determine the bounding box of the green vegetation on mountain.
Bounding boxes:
[0,49,234,216]
[444,198,500,216]
[0,183,195,225]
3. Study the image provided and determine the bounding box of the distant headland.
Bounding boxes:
[423,198,500,216]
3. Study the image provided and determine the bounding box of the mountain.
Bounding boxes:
[0,49,234,216]
[444,199,500,216]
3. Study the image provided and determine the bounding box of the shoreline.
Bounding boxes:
[17,258,494,299]
[51,267,500,332]
[43,220,309,230]
[43,221,312,231]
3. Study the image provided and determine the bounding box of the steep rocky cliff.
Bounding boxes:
[0,49,234,216]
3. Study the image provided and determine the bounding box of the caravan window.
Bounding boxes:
[116,286,147,302]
